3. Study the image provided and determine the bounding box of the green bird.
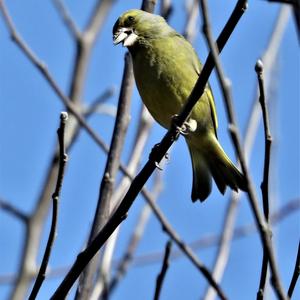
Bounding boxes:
[113,9,246,201]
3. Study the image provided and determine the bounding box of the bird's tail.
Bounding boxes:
[187,135,246,202]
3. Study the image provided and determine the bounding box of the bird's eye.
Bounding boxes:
[128,16,134,22]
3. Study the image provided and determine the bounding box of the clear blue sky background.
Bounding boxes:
[0,1,299,299]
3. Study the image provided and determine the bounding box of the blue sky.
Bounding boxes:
[0,1,299,299]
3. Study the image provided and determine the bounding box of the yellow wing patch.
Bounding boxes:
[206,88,218,132]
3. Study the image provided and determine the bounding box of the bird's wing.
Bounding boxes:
[190,45,218,134]
[205,86,218,133]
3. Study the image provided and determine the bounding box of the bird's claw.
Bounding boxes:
[171,115,197,136]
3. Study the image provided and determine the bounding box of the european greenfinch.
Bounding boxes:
[113,9,246,201]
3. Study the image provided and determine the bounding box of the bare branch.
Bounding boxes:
[89,106,154,300]
[28,112,68,300]
[255,59,273,300]
[103,172,163,298]
[110,106,154,208]
[75,53,134,300]
[288,241,300,298]
[200,0,287,298]
[68,0,116,106]
[153,240,172,300]
[256,61,272,219]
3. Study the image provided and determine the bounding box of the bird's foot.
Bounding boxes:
[171,115,197,137]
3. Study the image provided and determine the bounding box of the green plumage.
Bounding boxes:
[113,9,246,201]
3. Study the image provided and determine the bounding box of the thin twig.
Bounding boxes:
[288,241,300,298]
[50,2,248,299]
[199,0,287,299]
[256,60,272,221]
[0,199,28,223]
[28,112,68,300]
[52,0,81,39]
[75,53,134,300]
[153,240,172,300]
[255,60,273,300]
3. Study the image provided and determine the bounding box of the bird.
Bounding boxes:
[113,9,246,202]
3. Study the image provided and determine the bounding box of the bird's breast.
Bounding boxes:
[131,46,195,129]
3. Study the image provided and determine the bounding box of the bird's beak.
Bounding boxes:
[113,27,138,47]
[113,27,129,45]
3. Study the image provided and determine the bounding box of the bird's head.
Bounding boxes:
[113,9,169,47]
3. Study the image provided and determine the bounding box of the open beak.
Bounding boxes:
[113,27,130,45]
[113,27,138,47]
